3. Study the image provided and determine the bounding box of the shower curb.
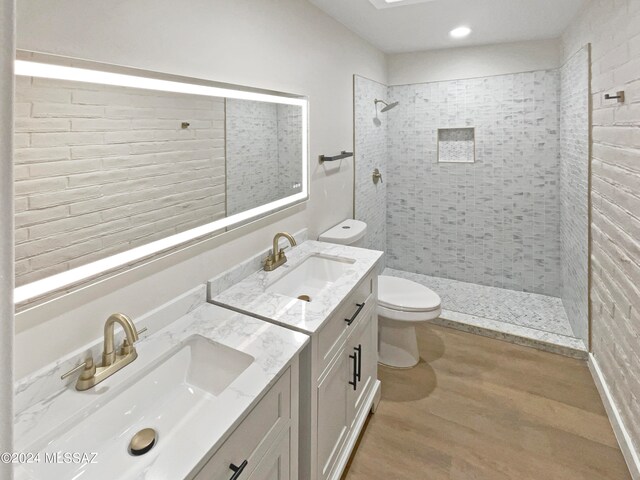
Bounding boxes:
[433,310,588,360]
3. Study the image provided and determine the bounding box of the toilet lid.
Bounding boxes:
[378,276,441,312]
[318,219,367,244]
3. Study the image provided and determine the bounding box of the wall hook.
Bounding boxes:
[604,91,625,103]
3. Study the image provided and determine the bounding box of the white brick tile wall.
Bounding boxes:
[563,0,640,467]
[14,77,226,286]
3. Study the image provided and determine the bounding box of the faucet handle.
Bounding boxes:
[120,339,134,355]
[61,357,96,381]
[264,255,275,268]
[120,327,147,355]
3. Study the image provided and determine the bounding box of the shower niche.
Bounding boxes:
[437,127,475,163]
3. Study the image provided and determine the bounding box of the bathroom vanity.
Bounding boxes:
[13,287,308,480]
[210,240,384,480]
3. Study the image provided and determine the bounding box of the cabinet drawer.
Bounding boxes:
[193,369,291,480]
[317,272,374,376]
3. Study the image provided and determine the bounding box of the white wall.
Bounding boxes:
[14,0,387,377]
[388,38,561,85]
[562,0,640,476]
[1,0,15,475]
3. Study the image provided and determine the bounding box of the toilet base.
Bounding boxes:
[378,316,422,368]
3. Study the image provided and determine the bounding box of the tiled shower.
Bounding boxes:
[354,46,589,356]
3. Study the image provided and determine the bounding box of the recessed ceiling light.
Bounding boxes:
[449,26,471,38]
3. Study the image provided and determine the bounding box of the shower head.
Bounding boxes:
[375,99,399,112]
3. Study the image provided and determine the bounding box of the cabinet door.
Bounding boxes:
[192,370,290,480]
[247,429,290,480]
[347,304,377,429]
[317,352,349,480]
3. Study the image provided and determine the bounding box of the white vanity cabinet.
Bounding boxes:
[209,242,383,480]
[191,363,298,480]
[306,271,380,480]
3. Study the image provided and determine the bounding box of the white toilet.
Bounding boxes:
[319,219,442,369]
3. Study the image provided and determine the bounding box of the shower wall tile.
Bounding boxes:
[386,70,562,296]
[560,46,589,343]
[277,104,303,198]
[226,99,279,215]
[226,100,303,216]
[354,76,388,256]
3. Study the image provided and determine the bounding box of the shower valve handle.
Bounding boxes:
[373,168,383,184]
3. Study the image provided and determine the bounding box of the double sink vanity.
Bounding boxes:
[14,236,383,480]
[12,52,382,480]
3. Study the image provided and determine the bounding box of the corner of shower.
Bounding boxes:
[354,55,590,359]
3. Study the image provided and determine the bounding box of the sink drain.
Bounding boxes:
[129,428,157,456]
[298,294,311,302]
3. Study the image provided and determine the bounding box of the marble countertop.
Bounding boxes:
[211,241,384,334]
[13,291,309,480]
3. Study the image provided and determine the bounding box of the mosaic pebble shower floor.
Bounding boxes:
[383,268,587,359]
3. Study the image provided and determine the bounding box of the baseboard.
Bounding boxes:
[371,379,382,413]
[588,353,640,480]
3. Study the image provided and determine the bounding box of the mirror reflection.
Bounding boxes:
[226,99,303,215]
[14,72,305,288]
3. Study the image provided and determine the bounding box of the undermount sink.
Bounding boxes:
[21,335,254,480]
[266,254,354,302]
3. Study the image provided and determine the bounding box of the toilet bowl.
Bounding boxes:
[377,275,441,368]
[318,219,442,369]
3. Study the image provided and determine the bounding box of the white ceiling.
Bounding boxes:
[308,0,586,53]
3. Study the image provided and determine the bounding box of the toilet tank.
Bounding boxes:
[318,219,367,247]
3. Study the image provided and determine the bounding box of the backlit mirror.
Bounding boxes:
[14,53,308,303]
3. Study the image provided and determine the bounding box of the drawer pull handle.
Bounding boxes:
[344,302,366,326]
[229,460,248,480]
[348,352,358,390]
[355,344,362,382]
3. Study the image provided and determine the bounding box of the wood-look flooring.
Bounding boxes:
[342,324,631,480]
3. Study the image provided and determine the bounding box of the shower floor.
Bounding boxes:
[383,268,588,358]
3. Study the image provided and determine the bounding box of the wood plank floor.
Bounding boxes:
[342,324,631,480]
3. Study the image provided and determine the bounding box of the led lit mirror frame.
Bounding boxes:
[14,52,309,304]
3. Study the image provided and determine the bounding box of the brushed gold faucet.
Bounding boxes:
[61,313,145,391]
[264,232,297,271]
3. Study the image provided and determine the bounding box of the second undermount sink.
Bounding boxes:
[21,335,254,480]
[266,254,355,302]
